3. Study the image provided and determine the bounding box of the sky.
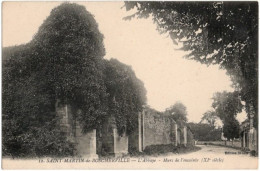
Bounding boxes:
[2,1,247,123]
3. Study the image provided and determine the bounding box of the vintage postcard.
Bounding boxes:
[2,1,258,169]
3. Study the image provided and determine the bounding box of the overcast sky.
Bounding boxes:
[2,2,247,123]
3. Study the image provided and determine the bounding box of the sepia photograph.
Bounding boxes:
[2,1,258,169]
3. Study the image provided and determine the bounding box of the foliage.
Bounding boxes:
[222,118,240,140]
[143,144,200,156]
[30,3,108,132]
[165,102,188,122]
[212,91,243,120]
[2,119,75,157]
[188,122,222,141]
[104,59,146,135]
[212,91,242,140]
[3,3,148,157]
[2,3,107,157]
[2,46,76,158]
[200,110,218,127]
[124,1,258,127]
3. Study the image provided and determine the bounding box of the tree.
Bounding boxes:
[188,122,222,141]
[2,3,107,156]
[165,102,188,122]
[222,118,240,141]
[200,110,218,127]
[212,91,243,140]
[212,91,243,120]
[124,1,258,128]
[104,59,146,135]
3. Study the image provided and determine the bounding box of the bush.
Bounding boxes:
[128,145,144,156]
[2,121,75,158]
[142,144,201,156]
[144,144,177,155]
[250,150,257,157]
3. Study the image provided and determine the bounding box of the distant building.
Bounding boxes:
[240,117,257,153]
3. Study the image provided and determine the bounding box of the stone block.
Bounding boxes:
[76,129,98,158]
[113,129,128,155]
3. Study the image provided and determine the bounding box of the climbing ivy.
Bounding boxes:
[29,3,108,133]
[104,59,146,136]
[3,3,147,157]
[2,3,108,156]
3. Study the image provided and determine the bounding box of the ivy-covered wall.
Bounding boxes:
[57,104,129,156]
[57,103,194,156]
[55,100,74,139]
[56,101,98,157]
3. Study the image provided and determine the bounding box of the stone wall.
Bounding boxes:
[56,101,98,157]
[187,128,195,146]
[95,115,129,156]
[128,112,143,152]
[142,108,176,149]
[240,118,258,152]
[242,128,258,152]
[128,127,139,152]
[56,100,74,138]
[56,102,194,156]
[75,128,97,157]
[128,107,193,152]
[248,128,257,152]
[113,129,128,155]
[100,116,116,155]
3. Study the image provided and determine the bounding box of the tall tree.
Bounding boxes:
[212,91,243,120]
[165,102,188,122]
[124,1,258,127]
[222,118,240,140]
[212,91,243,140]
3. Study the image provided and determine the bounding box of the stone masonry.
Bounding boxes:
[56,102,192,156]
[129,107,189,152]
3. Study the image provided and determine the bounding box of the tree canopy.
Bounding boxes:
[124,1,258,127]
[188,122,222,141]
[165,102,188,122]
[200,110,218,127]
[212,91,242,140]
[212,91,243,120]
